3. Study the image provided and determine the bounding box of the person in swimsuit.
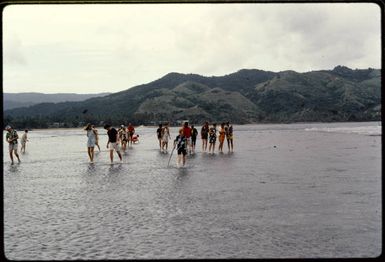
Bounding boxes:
[104,124,123,163]
[174,129,187,167]
[127,123,135,147]
[5,125,21,164]
[161,122,171,153]
[20,129,29,153]
[218,122,226,153]
[226,121,234,152]
[191,125,198,154]
[201,121,209,152]
[85,123,97,163]
[156,124,163,151]
[208,123,217,154]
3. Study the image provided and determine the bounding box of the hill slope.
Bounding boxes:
[3,92,111,110]
[4,66,381,128]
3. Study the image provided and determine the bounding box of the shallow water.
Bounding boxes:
[3,122,382,259]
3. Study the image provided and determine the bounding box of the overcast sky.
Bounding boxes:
[3,3,381,94]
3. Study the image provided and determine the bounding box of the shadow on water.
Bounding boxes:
[7,163,21,174]
[177,167,189,177]
[86,163,96,174]
[107,163,123,174]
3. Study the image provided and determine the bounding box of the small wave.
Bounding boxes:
[305,125,381,136]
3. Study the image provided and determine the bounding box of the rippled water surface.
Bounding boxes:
[3,122,381,259]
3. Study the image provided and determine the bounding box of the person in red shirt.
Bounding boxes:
[182,121,192,154]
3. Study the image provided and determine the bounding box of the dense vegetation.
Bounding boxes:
[3,66,381,129]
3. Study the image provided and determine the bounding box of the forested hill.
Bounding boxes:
[4,66,381,128]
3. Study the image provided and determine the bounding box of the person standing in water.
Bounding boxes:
[118,125,128,152]
[226,121,234,152]
[174,128,187,167]
[183,122,192,154]
[20,130,29,153]
[201,121,209,152]
[208,123,217,154]
[85,123,97,163]
[218,122,226,153]
[191,125,198,154]
[104,124,123,163]
[161,122,171,153]
[156,124,163,151]
[127,123,135,147]
[5,125,21,164]
[92,125,101,151]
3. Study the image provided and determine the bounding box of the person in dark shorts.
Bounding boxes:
[174,129,187,167]
[190,125,198,154]
[208,123,217,154]
[104,124,122,163]
[156,124,163,151]
[201,121,209,152]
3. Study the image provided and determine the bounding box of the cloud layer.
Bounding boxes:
[3,3,381,93]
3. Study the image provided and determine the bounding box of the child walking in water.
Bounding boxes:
[174,129,187,167]
[208,123,217,154]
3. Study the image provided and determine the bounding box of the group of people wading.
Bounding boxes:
[157,121,234,167]
[5,121,233,166]
[84,123,137,163]
[85,120,234,166]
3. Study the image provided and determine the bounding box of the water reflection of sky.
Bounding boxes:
[3,122,382,259]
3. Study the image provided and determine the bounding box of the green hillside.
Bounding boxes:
[3,66,381,128]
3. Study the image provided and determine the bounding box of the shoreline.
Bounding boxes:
[8,120,381,132]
